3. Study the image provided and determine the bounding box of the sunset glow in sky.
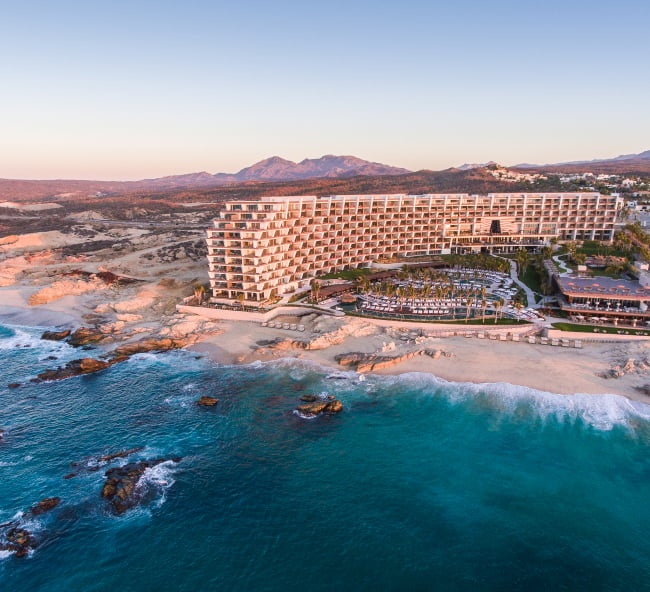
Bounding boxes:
[2,0,649,180]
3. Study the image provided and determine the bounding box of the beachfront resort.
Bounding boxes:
[206,192,622,303]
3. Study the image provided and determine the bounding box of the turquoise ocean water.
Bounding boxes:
[2,322,650,591]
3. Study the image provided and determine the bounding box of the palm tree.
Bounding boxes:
[310,279,321,303]
[515,249,530,278]
[481,299,488,324]
[565,241,578,263]
[514,300,523,322]
[356,276,370,294]
[494,297,505,324]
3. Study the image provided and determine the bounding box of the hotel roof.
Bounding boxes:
[556,275,650,299]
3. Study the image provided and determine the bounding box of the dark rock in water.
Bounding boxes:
[1,527,33,558]
[7,382,21,388]
[67,327,106,347]
[300,394,318,402]
[65,447,144,479]
[30,497,61,516]
[324,399,343,413]
[296,401,328,417]
[197,396,219,407]
[98,447,144,464]
[35,358,114,382]
[46,355,58,360]
[101,458,180,515]
[41,329,71,341]
[296,398,343,417]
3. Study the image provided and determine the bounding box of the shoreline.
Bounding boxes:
[187,317,650,404]
[2,293,650,404]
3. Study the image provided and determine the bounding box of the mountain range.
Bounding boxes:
[1,150,649,202]
[0,155,410,201]
[514,150,650,174]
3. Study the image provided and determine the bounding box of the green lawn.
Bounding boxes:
[519,265,542,294]
[588,268,626,280]
[346,311,529,325]
[552,322,649,336]
[577,240,630,258]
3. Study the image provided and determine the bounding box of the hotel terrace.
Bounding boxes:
[206,193,622,303]
[554,274,650,327]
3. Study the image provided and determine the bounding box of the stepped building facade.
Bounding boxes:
[206,193,622,302]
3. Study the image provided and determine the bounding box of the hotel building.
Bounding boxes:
[206,193,622,302]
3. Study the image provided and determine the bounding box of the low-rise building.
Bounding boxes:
[554,274,650,326]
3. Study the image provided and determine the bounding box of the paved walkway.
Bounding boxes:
[506,259,538,308]
[552,254,571,275]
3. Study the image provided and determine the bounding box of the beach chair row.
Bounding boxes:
[261,321,305,332]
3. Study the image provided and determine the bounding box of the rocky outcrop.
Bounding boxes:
[30,497,61,516]
[300,394,318,402]
[295,397,343,417]
[34,335,196,383]
[111,337,190,357]
[67,327,108,347]
[600,357,650,379]
[307,318,378,350]
[335,349,448,373]
[35,358,115,382]
[197,396,219,407]
[111,289,158,313]
[254,337,308,353]
[159,316,224,340]
[97,447,145,464]
[41,329,71,341]
[334,352,369,367]
[0,496,64,557]
[66,447,145,479]
[0,527,33,558]
[101,458,180,515]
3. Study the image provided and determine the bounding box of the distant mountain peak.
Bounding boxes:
[513,149,650,169]
[212,154,410,184]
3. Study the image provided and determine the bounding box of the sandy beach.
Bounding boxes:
[186,314,650,403]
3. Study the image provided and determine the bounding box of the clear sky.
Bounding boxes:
[1,0,649,180]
